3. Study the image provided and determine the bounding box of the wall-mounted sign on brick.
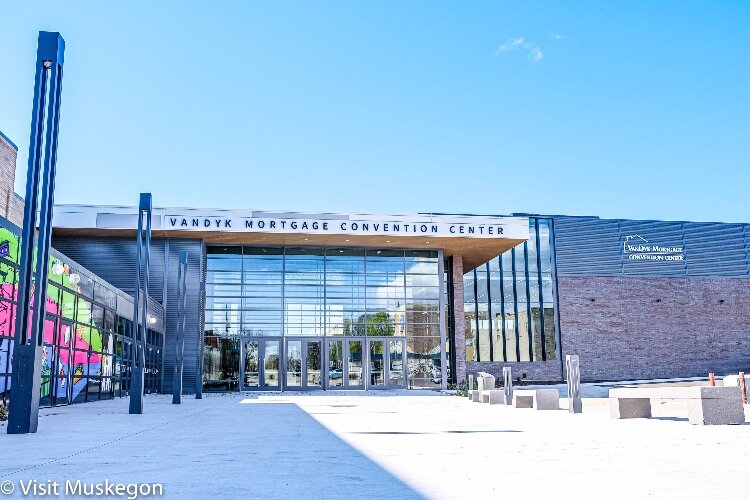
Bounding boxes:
[623,234,684,262]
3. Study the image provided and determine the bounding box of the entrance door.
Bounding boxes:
[326,338,364,389]
[285,338,323,390]
[367,337,406,389]
[241,337,282,391]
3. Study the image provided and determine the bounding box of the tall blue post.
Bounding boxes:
[129,193,152,414]
[7,32,65,435]
[172,251,188,404]
[195,281,205,399]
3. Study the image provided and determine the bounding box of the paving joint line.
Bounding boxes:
[1,405,213,478]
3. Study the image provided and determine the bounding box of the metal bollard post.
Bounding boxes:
[566,355,582,414]
[740,372,748,404]
[503,367,513,405]
[709,372,715,386]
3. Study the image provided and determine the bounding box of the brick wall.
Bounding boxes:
[452,256,467,384]
[467,360,562,384]
[558,276,750,382]
[0,133,23,226]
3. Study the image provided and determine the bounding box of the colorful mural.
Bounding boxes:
[0,224,134,406]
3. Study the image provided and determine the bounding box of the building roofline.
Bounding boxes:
[0,130,18,151]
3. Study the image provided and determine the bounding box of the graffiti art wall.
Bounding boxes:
[0,221,163,407]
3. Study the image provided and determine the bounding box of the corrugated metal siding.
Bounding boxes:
[160,238,204,394]
[52,235,204,394]
[51,236,166,301]
[554,216,750,278]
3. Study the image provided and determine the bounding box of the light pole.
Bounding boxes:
[172,251,188,404]
[7,32,66,434]
[129,193,152,414]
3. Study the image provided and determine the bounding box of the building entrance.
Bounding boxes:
[240,336,406,391]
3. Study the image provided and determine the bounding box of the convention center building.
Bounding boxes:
[2,131,750,403]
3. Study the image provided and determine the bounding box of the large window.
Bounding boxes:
[0,224,163,407]
[203,247,443,389]
[464,218,558,362]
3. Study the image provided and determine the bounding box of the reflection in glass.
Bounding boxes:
[205,246,441,389]
[328,340,343,387]
[348,340,362,386]
[286,340,302,387]
[307,341,321,386]
[389,340,404,386]
[463,217,558,363]
[407,336,441,388]
[264,341,280,387]
[243,340,259,387]
[369,340,385,386]
[203,336,240,388]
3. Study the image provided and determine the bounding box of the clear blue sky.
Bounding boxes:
[1,1,748,222]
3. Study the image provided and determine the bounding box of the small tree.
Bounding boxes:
[367,312,395,337]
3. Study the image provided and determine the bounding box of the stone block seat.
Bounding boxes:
[512,389,560,410]
[481,390,505,404]
[608,386,745,425]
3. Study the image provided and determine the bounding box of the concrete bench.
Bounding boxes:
[468,390,481,402]
[480,390,505,404]
[513,389,560,410]
[608,386,745,425]
[723,374,750,390]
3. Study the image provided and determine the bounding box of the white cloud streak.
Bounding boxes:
[495,36,544,63]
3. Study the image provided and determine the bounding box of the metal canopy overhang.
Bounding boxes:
[51,227,526,271]
[51,206,530,272]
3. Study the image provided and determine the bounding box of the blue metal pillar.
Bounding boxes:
[7,32,65,435]
[172,251,188,404]
[195,281,205,399]
[129,193,152,414]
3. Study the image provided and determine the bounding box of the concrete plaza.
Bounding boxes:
[2,387,750,499]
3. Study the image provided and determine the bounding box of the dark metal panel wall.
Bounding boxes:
[554,216,750,278]
[160,238,204,394]
[51,236,166,300]
[51,235,205,393]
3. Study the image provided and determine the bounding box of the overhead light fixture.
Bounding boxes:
[386,240,390,243]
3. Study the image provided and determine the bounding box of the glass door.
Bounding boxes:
[346,338,364,389]
[327,339,344,388]
[241,337,282,391]
[285,338,323,391]
[387,338,406,388]
[368,339,386,388]
[326,337,365,389]
[286,340,303,388]
[366,337,406,389]
[242,339,260,389]
[53,318,74,405]
[305,340,322,389]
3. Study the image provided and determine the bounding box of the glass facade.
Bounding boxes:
[463,218,558,362]
[203,246,444,390]
[0,224,163,407]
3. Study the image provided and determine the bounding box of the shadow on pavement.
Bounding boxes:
[237,402,425,499]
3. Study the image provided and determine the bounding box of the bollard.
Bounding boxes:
[740,372,748,404]
[709,372,715,386]
[503,367,513,405]
[566,355,583,414]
